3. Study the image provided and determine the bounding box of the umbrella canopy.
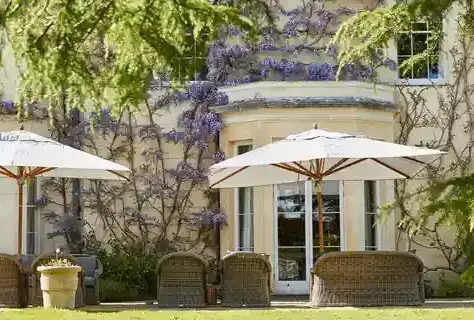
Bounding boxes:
[209,127,445,188]
[0,131,130,180]
[0,130,131,257]
[208,125,445,253]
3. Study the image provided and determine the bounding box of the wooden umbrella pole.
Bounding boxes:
[316,180,324,252]
[17,176,24,259]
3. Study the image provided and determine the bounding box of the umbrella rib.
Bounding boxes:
[323,158,368,177]
[403,156,428,165]
[323,158,350,176]
[371,158,411,179]
[272,163,314,179]
[26,167,48,178]
[107,170,130,181]
[30,167,56,177]
[0,166,18,179]
[292,162,313,176]
[209,166,249,188]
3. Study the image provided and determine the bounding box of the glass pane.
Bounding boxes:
[412,33,428,54]
[313,247,340,264]
[312,181,339,213]
[397,34,412,56]
[413,57,428,79]
[277,182,305,247]
[27,208,36,232]
[237,144,252,155]
[238,187,253,214]
[312,181,340,253]
[365,214,377,249]
[27,179,36,205]
[313,213,340,250]
[397,56,411,79]
[278,247,306,281]
[413,22,428,31]
[365,181,376,213]
[429,55,439,79]
[239,214,254,251]
[26,233,35,254]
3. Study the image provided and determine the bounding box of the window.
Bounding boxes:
[364,181,378,251]
[26,178,39,254]
[397,21,440,81]
[179,33,209,82]
[236,144,254,251]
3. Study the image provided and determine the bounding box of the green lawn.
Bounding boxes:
[1,309,474,320]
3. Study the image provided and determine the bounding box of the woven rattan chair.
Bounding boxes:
[310,251,425,307]
[30,253,85,307]
[156,252,208,307]
[220,252,271,307]
[0,254,28,307]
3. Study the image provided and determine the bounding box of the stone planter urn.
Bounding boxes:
[37,265,82,309]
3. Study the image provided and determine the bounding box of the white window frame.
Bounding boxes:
[395,19,447,86]
[25,178,41,254]
[233,142,254,252]
[364,180,381,251]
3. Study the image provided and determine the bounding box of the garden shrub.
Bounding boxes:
[437,273,474,298]
[99,278,140,302]
[95,240,166,300]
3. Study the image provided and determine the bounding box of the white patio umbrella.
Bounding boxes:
[209,124,445,252]
[0,130,131,257]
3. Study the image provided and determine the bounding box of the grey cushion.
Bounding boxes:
[84,277,95,287]
[19,254,36,271]
[74,255,98,278]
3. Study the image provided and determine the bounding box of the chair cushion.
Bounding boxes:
[74,255,98,278]
[84,277,96,288]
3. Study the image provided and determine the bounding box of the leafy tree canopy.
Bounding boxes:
[0,0,270,117]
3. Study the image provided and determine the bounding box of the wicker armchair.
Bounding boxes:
[220,252,271,307]
[0,254,28,307]
[30,253,85,307]
[310,251,425,307]
[156,252,208,307]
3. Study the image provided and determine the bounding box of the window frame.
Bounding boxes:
[233,142,255,252]
[395,19,447,86]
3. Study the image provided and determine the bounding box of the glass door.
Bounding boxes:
[274,180,342,295]
[274,181,309,294]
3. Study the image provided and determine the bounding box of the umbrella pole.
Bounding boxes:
[316,180,324,253]
[17,180,23,259]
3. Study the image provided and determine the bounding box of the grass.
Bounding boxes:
[1,309,474,320]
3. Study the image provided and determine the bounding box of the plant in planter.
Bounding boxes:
[37,251,83,309]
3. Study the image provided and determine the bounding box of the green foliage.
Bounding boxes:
[437,273,474,297]
[421,174,474,264]
[99,279,140,302]
[330,0,454,76]
[0,0,269,118]
[95,240,164,298]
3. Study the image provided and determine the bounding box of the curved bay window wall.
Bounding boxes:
[275,180,341,293]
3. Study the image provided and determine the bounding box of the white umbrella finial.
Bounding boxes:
[313,123,318,129]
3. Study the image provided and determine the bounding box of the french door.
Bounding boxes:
[273,180,343,295]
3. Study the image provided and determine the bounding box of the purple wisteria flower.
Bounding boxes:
[188,210,227,229]
[308,63,336,81]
